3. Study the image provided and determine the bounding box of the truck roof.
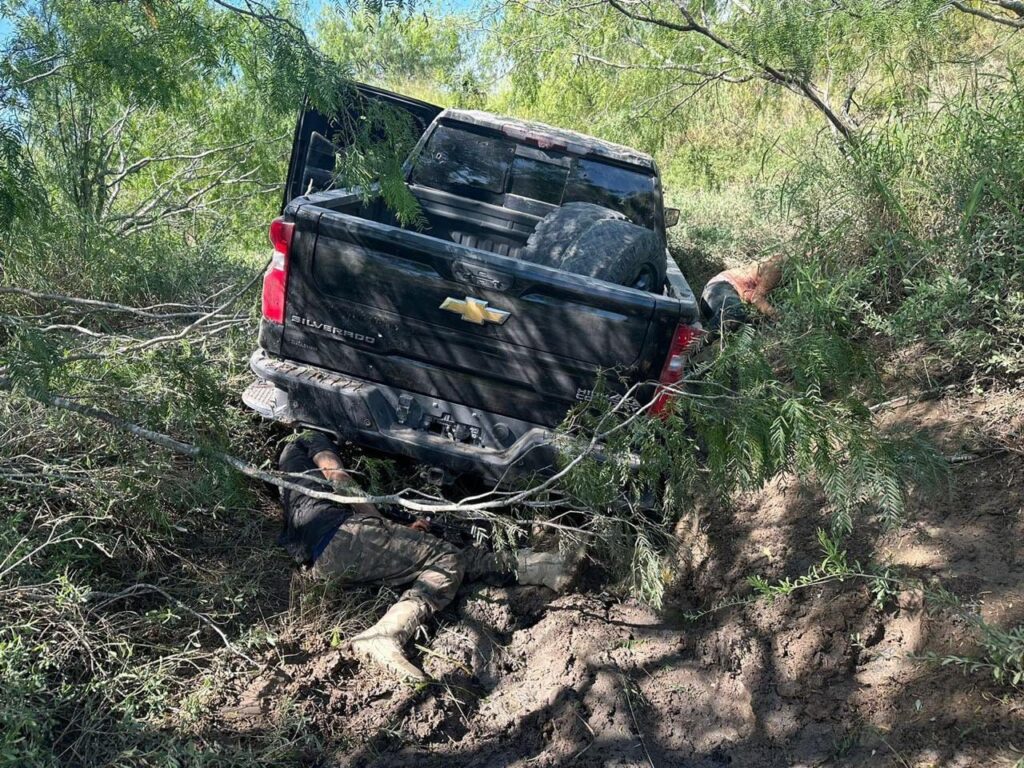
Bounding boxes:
[438,108,657,173]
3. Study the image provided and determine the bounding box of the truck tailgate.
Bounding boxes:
[277,203,684,427]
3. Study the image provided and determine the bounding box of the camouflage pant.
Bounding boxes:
[313,508,511,612]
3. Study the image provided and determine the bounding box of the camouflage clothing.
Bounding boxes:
[313,507,509,611]
[278,433,353,563]
[278,432,510,612]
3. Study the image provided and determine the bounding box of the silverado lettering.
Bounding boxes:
[291,315,378,345]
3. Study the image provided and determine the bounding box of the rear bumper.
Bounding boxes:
[243,350,560,483]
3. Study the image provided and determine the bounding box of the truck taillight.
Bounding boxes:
[650,323,701,417]
[262,217,294,324]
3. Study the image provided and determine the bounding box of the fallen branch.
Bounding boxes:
[0,286,218,320]
[620,672,656,768]
[113,258,267,353]
[0,378,576,517]
[869,386,954,413]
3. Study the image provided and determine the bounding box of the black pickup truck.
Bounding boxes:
[243,85,701,483]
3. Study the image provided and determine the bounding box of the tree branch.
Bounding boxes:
[993,0,1024,17]
[605,0,696,31]
[85,583,258,666]
[113,258,267,353]
[950,0,1024,27]
[103,138,263,191]
[210,0,310,40]
[0,286,219,320]
[602,0,859,143]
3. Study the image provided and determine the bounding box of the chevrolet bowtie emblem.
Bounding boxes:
[439,296,510,325]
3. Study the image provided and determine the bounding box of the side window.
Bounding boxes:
[565,159,658,229]
[411,125,516,197]
[508,156,569,205]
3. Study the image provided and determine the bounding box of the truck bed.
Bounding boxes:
[251,186,699,479]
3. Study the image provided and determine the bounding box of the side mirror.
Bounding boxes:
[664,207,681,228]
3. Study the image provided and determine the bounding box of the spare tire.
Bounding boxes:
[520,202,626,269]
[520,202,664,292]
[560,218,666,292]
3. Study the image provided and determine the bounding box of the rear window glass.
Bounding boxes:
[411,124,659,228]
[509,156,568,205]
[565,160,658,228]
[411,124,516,195]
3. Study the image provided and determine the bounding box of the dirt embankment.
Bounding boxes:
[208,393,1024,767]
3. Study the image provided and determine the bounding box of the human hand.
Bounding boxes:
[323,467,356,491]
[408,518,431,533]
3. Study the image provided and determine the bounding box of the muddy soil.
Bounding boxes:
[208,393,1024,767]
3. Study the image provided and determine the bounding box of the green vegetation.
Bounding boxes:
[924,585,1024,686]
[1,0,1022,764]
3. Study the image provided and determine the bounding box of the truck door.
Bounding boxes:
[282,82,442,208]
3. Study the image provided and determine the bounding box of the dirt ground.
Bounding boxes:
[203,392,1024,767]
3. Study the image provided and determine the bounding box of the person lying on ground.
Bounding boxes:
[277,431,577,682]
[699,255,783,332]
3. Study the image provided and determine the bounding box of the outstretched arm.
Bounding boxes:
[748,293,779,318]
[305,434,428,528]
[310,446,351,487]
[309,446,380,516]
[291,432,379,516]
